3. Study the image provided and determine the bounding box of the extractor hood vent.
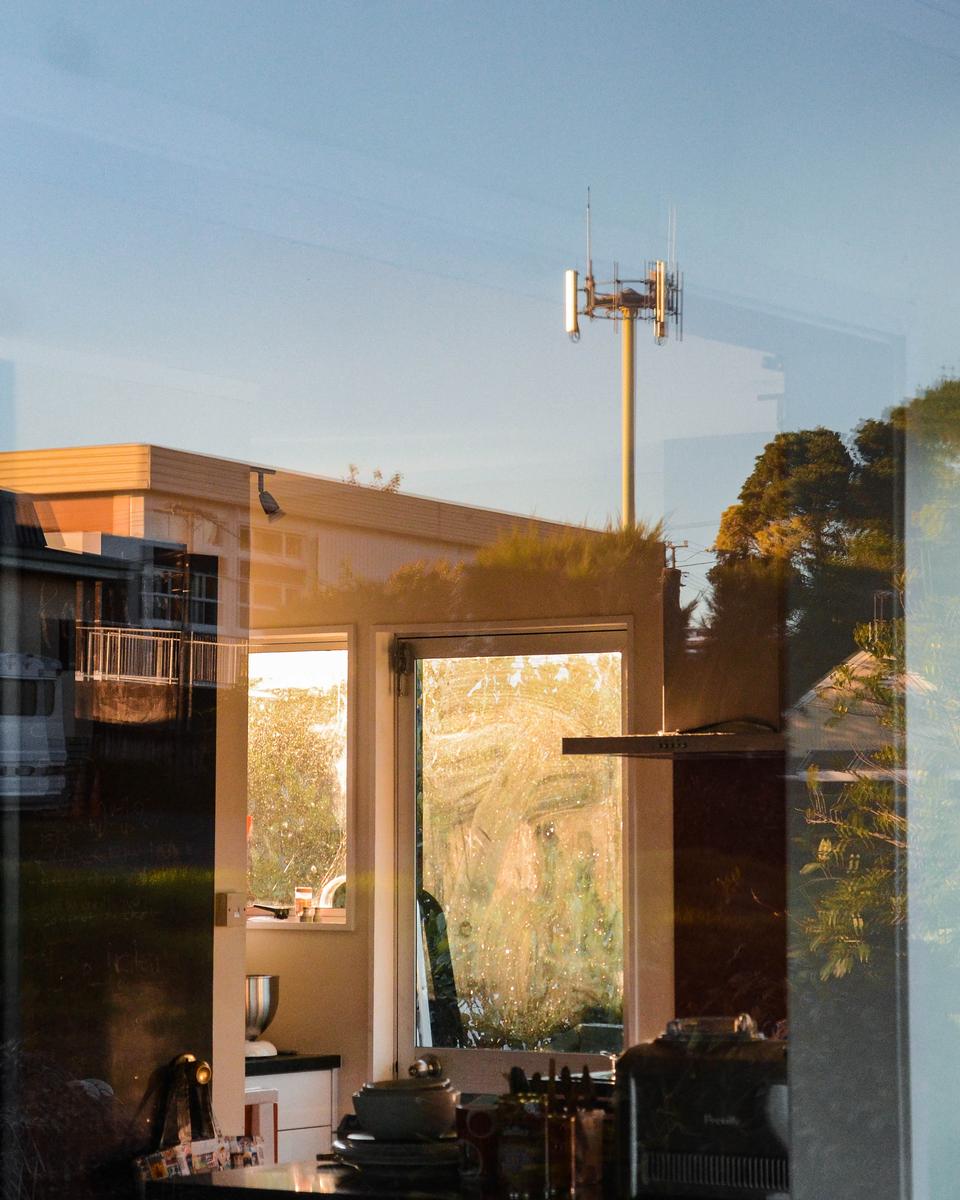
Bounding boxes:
[562,720,783,759]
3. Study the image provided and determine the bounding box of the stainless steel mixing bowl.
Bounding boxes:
[245,974,279,1041]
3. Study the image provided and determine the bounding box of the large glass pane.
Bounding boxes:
[0,3,956,1192]
[416,650,622,1053]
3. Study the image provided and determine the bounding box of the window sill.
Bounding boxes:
[246,913,348,931]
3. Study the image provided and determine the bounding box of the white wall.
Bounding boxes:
[244,534,671,1113]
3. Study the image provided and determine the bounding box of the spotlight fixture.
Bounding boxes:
[252,468,284,521]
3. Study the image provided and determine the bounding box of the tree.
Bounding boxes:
[706,421,901,698]
[714,427,854,568]
[342,464,402,492]
[247,683,347,904]
[791,377,960,980]
[796,614,906,980]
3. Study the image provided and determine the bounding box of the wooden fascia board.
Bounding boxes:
[0,444,593,550]
[0,444,152,495]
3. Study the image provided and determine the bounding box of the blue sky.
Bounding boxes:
[0,0,957,585]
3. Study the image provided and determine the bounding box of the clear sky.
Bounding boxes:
[0,0,956,589]
[249,649,347,696]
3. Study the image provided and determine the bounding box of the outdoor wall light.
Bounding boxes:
[252,468,284,521]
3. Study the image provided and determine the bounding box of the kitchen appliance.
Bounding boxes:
[244,974,279,1058]
[616,1015,788,1199]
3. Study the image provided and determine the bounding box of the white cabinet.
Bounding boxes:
[278,1125,331,1162]
[243,1086,279,1165]
[246,1067,338,1163]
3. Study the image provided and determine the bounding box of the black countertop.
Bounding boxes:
[143,1159,458,1198]
[245,1053,341,1077]
[141,1159,750,1200]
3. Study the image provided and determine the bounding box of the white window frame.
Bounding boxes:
[394,625,635,1093]
[246,625,356,932]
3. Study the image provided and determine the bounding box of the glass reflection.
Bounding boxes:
[0,2,957,1195]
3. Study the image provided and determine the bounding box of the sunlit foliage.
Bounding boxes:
[247,681,346,905]
[797,617,906,980]
[419,651,623,1049]
[790,378,960,980]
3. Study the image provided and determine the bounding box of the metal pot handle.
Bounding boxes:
[408,1053,443,1078]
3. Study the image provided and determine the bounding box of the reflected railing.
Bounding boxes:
[77,625,247,688]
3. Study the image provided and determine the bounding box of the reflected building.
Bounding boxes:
[0,443,580,638]
[0,442,618,1196]
[0,486,217,1197]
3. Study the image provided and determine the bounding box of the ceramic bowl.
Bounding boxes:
[352,1077,460,1141]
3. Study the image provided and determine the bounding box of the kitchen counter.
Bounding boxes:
[143,1159,459,1198]
[245,1053,341,1077]
[142,1159,744,1200]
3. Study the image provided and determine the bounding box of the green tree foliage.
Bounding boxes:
[707,421,901,698]
[714,427,855,567]
[790,378,960,980]
[247,682,346,904]
[796,616,906,980]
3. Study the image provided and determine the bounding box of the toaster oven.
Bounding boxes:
[615,1015,788,1199]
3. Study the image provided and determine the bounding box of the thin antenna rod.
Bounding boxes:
[586,187,594,279]
[666,206,672,272]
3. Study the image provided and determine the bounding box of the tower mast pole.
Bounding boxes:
[621,308,636,529]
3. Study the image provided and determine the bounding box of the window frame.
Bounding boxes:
[394,625,633,1093]
[246,625,356,932]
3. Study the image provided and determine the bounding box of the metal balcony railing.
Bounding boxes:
[77,625,247,688]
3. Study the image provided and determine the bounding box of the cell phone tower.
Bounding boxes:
[565,192,683,528]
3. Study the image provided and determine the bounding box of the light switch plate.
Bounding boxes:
[215,891,246,927]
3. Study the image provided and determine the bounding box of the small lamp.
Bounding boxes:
[252,468,284,522]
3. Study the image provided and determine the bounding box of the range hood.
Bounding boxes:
[562,721,783,759]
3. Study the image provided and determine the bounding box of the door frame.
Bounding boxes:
[393,624,633,1093]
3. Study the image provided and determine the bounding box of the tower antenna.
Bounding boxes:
[563,195,684,528]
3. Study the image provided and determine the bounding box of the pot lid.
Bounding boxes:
[361,1077,450,1092]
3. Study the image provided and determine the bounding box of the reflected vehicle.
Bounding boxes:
[0,652,67,805]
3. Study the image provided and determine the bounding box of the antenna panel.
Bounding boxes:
[654,260,667,341]
[564,269,580,337]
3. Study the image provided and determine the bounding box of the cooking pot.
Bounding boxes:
[352,1075,459,1141]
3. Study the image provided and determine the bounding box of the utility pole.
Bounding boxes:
[565,195,683,528]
